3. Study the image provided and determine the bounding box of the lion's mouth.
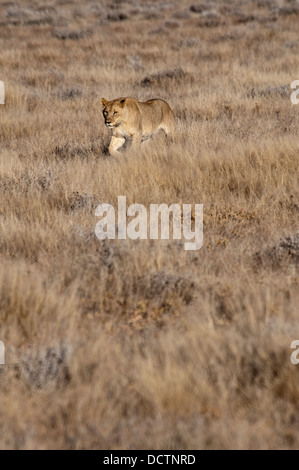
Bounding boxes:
[105,122,120,129]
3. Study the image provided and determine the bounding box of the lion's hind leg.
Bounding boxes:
[161,114,176,140]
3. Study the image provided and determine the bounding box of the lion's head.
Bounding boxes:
[101,97,127,129]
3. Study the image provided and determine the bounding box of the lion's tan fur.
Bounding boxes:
[101,97,176,156]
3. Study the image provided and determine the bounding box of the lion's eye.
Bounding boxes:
[113,111,118,115]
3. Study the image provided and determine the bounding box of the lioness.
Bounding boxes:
[101,97,176,156]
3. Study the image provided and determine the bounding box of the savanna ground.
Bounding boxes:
[0,0,299,450]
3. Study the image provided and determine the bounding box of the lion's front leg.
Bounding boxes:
[109,136,126,156]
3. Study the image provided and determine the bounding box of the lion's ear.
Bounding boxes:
[119,98,126,106]
[101,98,108,108]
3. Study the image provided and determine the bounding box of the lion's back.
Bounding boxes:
[137,99,176,134]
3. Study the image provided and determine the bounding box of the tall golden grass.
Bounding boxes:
[0,0,299,449]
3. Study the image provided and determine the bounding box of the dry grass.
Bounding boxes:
[0,0,299,450]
